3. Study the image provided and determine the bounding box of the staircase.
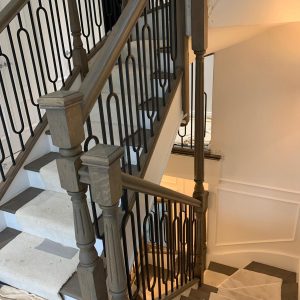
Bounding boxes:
[0,0,299,300]
[0,141,103,299]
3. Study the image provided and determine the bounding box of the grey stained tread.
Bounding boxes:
[24,152,60,172]
[244,261,297,284]
[208,261,238,276]
[0,187,44,214]
[60,272,82,300]
[0,228,21,250]
[151,71,175,80]
[138,97,164,111]
[200,284,218,294]
[189,287,211,300]
[158,46,171,54]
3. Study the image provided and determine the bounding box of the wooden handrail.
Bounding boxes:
[80,0,147,121]
[121,173,201,208]
[0,0,29,33]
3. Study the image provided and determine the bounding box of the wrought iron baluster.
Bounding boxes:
[0,47,25,150]
[143,194,156,300]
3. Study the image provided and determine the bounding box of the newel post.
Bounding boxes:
[81,144,129,300]
[38,91,107,300]
[67,0,89,77]
[191,0,208,283]
[174,0,190,125]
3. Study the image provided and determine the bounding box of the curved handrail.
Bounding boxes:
[121,173,202,208]
[0,0,29,33]
[80,0,147,121]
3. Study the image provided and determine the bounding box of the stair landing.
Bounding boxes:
[181,261,298,300]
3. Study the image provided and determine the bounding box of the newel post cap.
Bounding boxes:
[38,90,83,109]
[81,144,124,207]
[38,90,85,149]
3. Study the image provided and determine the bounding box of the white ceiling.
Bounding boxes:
[209,0,300,27]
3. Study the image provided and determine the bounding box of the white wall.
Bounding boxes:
[209,22,300,275]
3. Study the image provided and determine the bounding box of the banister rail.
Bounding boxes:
[121,172,201,208]
[0,0,29,33]
[80,0,147,121]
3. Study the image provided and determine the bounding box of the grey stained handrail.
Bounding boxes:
[80,0,147,121]
[0,0,29,33]
[121,173,202,208]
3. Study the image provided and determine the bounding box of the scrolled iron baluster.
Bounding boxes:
[165,0,172,92]
[106,91,124,147]
[48,1,66,87]
[16,15,43,122]
[142,9,156,135]
[150,0,161,121]
[177,125,187,147]
[0,48,25,150]
[169,0,177,77]
[36,1,59,91]
[156,0,168,106]
[153,197,162,298]
[27,2,48,95]
[168,200,174,292]
[0,141,5,181]
[92,0,103,41]
[143,214,157,300]
[54,0,73,73]
[134,22,148,153]
[77,0,91,52]
[6,25,34,135]
[117,56,133,174]
[159,199,170,295]
[105,76,127,172]
[96,94,108,145]
[125,39,142,171]
[135,192,147,300]
[0,107,15,169]
[122,209,140,300]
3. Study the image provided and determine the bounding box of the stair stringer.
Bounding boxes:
[143,78,183,184]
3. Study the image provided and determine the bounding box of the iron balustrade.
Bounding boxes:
[82,0,178,238]
[174,61,209,150]
[83,0,177,174]
[0,0,106,182]
[121,189,198,300]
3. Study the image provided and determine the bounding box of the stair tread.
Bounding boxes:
[138,97,164,111]
[158,46,171,54]
[10,190,101,248]
[0,232,79,300]
[152,70,175,80]
[124,128,152,147]
[200,284,218,293]
[244,261,297,283]
[0,187,44,214]
[0,228,21,250]
[189,287,211,299]
[208,261,238,276]
[24,152,60,172]
[60,272,82,300]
